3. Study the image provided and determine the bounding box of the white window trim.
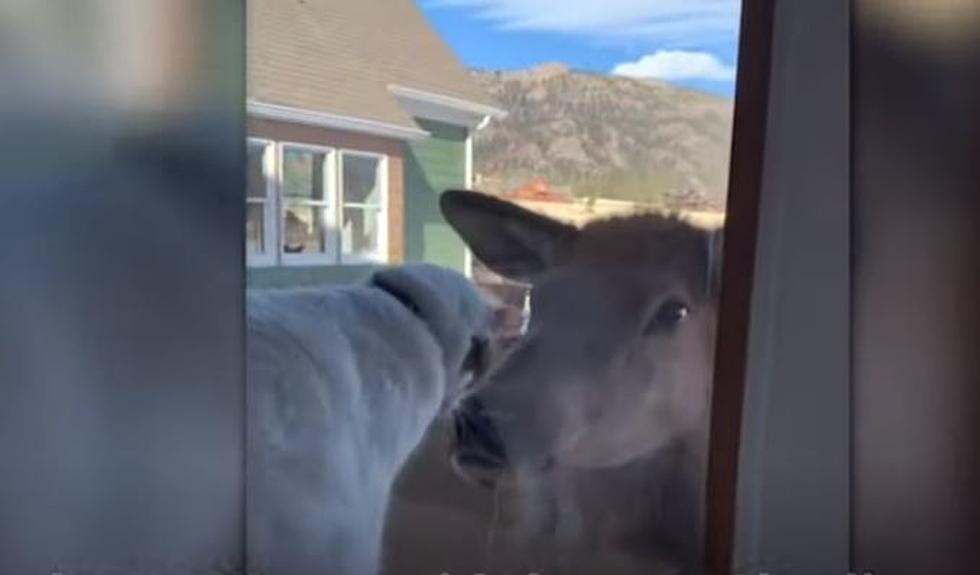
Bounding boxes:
[338,150,389,265]
[245,139,392,269]
[278,142,339,267]
[463,130,475,277]
[246,138,277,268]
[387,85,506,128]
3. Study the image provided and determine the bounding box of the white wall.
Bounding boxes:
[733,0,851,573]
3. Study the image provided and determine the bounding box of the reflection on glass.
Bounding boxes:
[242,0,744,571]
[342,154,382,205]
[341,206,381,259]
[282,205,326,254]
[283,148,328,199]
[246,203,265,255]
[247,141,268,199]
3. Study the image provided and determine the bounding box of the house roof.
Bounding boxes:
[248,0,501,135]
[500,178,573,203]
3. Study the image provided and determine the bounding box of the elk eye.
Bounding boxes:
[644,298,690,336]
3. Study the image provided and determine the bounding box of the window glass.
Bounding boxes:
[246,203,266,255]
[282,204,327,255]
[341,153,384,260]
[381,3,741,575]
[282,147,327,200]
[247,140,269,199]
[281,145,332,258]
[342,154,382,206]
[246,140,272,258]
[245,0,746,573]
[341,206,382,258]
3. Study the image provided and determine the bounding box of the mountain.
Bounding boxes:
[470,64,734,209]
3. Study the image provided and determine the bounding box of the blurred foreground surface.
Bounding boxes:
[0,2,246,572]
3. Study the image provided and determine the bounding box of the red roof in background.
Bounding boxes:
[499,178,571,203]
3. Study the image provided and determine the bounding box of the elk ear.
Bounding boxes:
[440,190,578,283]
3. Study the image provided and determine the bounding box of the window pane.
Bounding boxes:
[342,154,382,205]
[341,206,382,258]
[282,204,326,254]
[247,141,268,199]
[246,203,265,255]
[283,148,328,200]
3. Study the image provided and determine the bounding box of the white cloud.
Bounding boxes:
[427,0,740,45]
[611,50,736,81]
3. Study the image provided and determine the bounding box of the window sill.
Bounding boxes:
[340,253,388,266]
[246,255,277,268]
[245,261,386,270]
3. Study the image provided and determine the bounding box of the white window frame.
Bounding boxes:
[244,139,391,269]
[463,129,475,277]
[278,142,339,267]
[246,138,277,267]
[338,150,389,265]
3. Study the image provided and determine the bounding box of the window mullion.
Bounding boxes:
[272,142,282,265]
[330,151,340,263]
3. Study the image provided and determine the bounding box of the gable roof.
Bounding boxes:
[248,0,500,134]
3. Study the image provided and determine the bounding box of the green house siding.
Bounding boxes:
[247,265,376,289]
[404,118,468,272]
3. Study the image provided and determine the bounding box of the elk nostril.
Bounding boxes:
[459,395,486,417]
[452,414,466,444]
[453,396,507,465]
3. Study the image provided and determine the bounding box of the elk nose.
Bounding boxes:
[452,396,508,468]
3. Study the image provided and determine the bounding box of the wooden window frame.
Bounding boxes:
[703,0,776,572]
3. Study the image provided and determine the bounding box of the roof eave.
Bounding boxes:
[389,84,507,129]
[247,100,430,141]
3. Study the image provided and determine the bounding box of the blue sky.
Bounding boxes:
[419,0,741,98]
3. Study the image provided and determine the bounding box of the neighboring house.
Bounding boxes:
[498,177,571,203]
[246,0,504,287]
